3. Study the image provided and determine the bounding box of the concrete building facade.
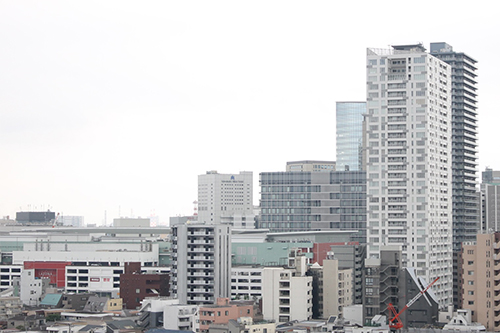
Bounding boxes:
[286,160,336,172]
[262,266,313,324]
[198,171,254,228]
[430,42,480,249]
[460,232,499,331]
[199,297,254,333]
[230,266,263,301]
[171,223,232,305]
[259,170,366,243]
[310,254,353,319]
[482,168,500,232]
[365,44,453,306]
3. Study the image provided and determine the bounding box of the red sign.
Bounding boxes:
[90,277,100,282]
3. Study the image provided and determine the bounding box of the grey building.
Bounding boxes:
[329,243,366,305]
[336,102,366,172]
[171,223,232,305]
[431,42,480,310]
[482,168,500,231]
[430,43,480,248]
[286,160,336,172]
[259,170,366,243]
[363,247,438,328]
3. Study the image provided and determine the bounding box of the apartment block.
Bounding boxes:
[171,223,232,305]
[309,253,353,319]
[199,297,254,333]
[230,266,263,300]
[262,265,313,323]
[365,44,453,306]
[460,232,499,331]
[430,42,480,249]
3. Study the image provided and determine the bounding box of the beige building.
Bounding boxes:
[310,254,353,319]
[460,232,500,331]
[262,264,313,323]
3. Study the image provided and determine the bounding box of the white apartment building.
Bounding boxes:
[198,171,254,228]
[262,267,313,323]
[230,266,263,300]
[365,44,453,307]
[171,223,232,305]
[19,269,50,306]
[163,303,200,332]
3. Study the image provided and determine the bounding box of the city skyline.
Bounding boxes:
[1,2,499,225]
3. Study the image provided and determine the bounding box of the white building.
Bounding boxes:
[0,265,22,291]
[113,217,150,227]
[171,223,232,304]
[198,171,254,228]
[365,44,453,306]
[231,265,263,300]
[163,302,200,332]
[262,266,313,324]
[19,269,49,306]
[60,215,84,227]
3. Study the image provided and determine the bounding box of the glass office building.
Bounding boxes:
[336,102,366,172]
[259,170,366,243]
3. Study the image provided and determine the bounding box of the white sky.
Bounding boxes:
[1,1,499,225]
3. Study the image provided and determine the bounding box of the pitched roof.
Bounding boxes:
[41,294,63,306]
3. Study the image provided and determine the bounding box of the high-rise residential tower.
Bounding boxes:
[336,102,366,172]
[430,42,480,249]
[197,171,254,228]
[365,44,453,307]
[430,42,479,308]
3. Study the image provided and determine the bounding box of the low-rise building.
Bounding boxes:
[120,262,169,309]
[199,298,254,333]
[0,296,23,320]
[209,317,275,333]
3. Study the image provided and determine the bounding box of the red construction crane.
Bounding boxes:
[388,276,439,330]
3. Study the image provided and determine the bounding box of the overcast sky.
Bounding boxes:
[1,1,498,225]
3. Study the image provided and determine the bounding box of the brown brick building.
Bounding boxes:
[119,262,169,309]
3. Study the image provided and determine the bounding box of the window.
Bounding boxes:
[468,281,474,285]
